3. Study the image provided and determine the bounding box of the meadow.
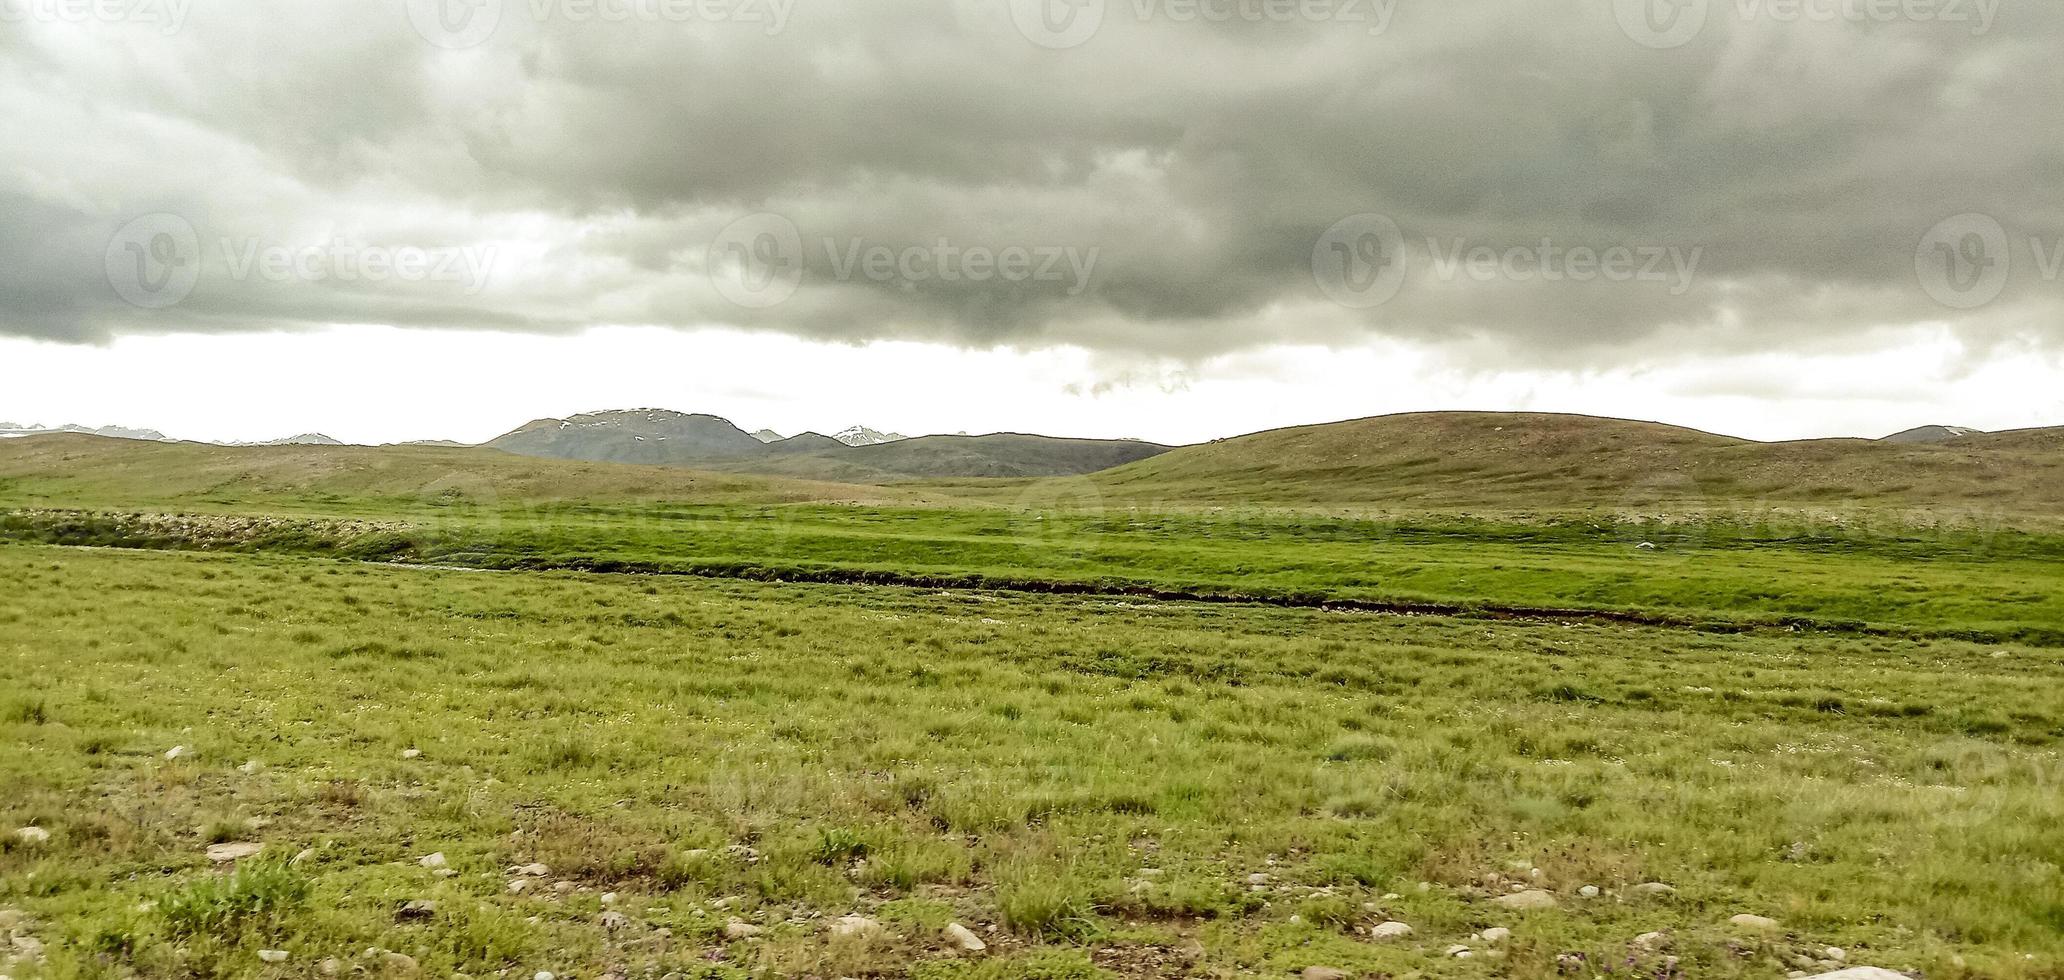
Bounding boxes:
[3,543,2061,979]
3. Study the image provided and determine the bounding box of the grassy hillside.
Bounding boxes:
[485,410,770,465]
[0,435,911,511]
[721,434,1173,482]
[1076,412,2064,516]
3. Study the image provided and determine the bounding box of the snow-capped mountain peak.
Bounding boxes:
[834,425,908,447]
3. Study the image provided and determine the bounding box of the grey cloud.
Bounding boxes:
[2,0,2061,365]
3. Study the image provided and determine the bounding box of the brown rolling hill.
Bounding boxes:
[0,434,915,511]
[1073,412,2064,515]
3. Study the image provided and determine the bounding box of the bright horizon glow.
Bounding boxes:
[12,325,2063,448]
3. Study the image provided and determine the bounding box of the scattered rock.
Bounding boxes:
[206,841,265,863]
[721,844,760,862]
[1492,889,1559,910]
[723,919,762,939]
[600,911,630,931]
[1369,921,1413,940]
[380,952,419,973]
[1247,872,1272,885]
[535,972,555,980]
[11,828,49,846]
[1481,927,1511,943]
[514,863,551,877]
[1729,913,1781,932]
[418,852,447,869]
[552,881,575,894]
[1578,885,1600,898]
[1632,931,1670,949]
[1629,882,1677,898]
[1794,971,1908,980]
[238,759,264,775]
[164,745,187,761]
[1445,944,1472,957]
[1301,968,1348,980]
[508,879,533,895]
[600,892,619,905]
[401,749,422,760]
[318,958,341,975]
[945,922,986,952]
[830,915,883,938]
[10,936,45,963]
[397,900,437,921]
[258,949,289,963]
[1825,947,1847,961]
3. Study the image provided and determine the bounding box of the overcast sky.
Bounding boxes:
[3,0,2061,444]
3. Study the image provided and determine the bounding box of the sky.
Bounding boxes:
[3,1,2061,445]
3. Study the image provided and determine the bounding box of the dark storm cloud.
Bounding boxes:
[2,0,2060,362]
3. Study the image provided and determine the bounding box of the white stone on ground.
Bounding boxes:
[1730,913,1781,931]
[830,915,882,938]
[945,922,986,952]
[418,852,447,869]
[206,841,264,862]
[1369,921,1413,940]
[1492,889,1558,910]
[1481,927,1511,943]
[11,828,48,846]
[258,950,288,963]
[723,919,762,939]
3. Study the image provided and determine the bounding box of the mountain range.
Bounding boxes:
[481,410,1168,480]
[4,411,2057,516]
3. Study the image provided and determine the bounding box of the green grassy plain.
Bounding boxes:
[3,431,2063,978]
[3,545,2062,979]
